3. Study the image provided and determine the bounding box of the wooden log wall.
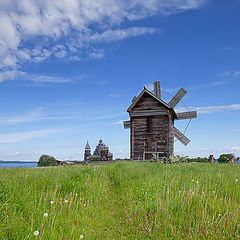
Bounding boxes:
[130,93,174,160]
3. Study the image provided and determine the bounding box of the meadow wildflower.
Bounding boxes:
[44,213,48,217]
[50,201,54,204]
[213,191,215,193]
[191,180,194,182]
[65,200,68,203]
[34,231,39,236]
[235,179,238,182]
[75,193,78,196]
[80,234,84,239]
[196,181,199,184]
[218,214,221,217]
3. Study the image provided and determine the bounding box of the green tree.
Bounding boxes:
[217,154,235,164]
[38,155,57,167]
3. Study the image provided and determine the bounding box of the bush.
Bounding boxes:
[186,157,209,163]
[38,155,57,167]
[217,154,235,164]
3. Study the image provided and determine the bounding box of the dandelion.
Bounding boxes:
[235,179,239,182]
[34,231,39,236]
[44,213,48,217]
[65,200,68,203]
[80,235,84,239]
[50,201,54,204]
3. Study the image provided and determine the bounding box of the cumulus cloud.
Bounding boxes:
[0,0,206,81]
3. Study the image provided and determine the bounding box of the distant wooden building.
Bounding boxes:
[84,139,113,161]
[124,81,197,161]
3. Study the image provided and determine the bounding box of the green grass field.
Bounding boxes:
[1,162,240,239]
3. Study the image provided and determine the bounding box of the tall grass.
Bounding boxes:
[0,162,240,239]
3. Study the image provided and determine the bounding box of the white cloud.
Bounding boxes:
[0,128,65,143]
[221,70,240,79]
[176,104,240,114]
[90,27,158,42]
[89,49,105,59]
[0,0,206,81]
[111,120,128,125]
[109,93,120,98]
[0,70,24,82]
[26,74,71,83]
[225,146,240,152]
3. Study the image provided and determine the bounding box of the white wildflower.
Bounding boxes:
[218,214,221,217]
[191,180,194,182]
[213,191,215,193]
[65,200,68,203]
[75,193,78,196]
[235,179,239,182]
[50,201,54,204]
[80,234,84,239]
[34,231,39,236]
[44,213,48,217]
[196,181,199,184]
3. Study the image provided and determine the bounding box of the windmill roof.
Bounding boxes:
[127,87,173,113]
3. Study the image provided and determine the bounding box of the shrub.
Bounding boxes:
[38,155,57,167]
[217,154,235,164]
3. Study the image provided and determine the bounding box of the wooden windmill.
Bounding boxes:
[123,81,197,161]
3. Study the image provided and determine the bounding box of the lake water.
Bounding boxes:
[0,162,38,168]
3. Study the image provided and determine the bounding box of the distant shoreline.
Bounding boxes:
[0,160,37,164]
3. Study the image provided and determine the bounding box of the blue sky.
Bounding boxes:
[0,0,240,161]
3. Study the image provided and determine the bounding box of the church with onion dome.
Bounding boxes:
[84,139,113,162]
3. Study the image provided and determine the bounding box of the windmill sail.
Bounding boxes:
[173,127,190,146]
[168,88,187,108]
[123,120,131,129]
[176,111,197,120]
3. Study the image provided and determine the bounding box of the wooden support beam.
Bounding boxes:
[123,120,131,129]
[168,88,187,108]
[130,111,169,117]
[154,81,161,99]
[176,111,197,120]
[173,127,190,146]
